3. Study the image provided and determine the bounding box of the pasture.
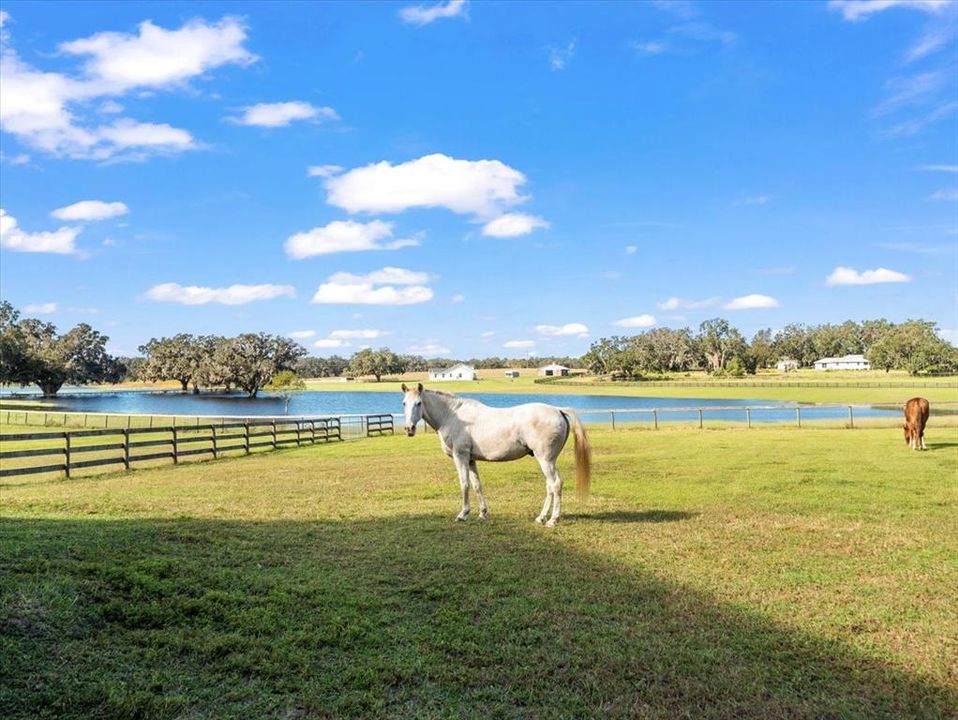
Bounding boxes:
[2,423,956,719]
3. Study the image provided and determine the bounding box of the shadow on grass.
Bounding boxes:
[1,515,953,720]
[569,509,697,523]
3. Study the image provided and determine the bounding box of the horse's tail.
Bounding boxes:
[561,409,591,501]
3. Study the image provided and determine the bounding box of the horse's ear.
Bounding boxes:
[401,383,408,393]
[417,382,424,393]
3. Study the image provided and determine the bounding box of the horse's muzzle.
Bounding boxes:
[405,426,417,437]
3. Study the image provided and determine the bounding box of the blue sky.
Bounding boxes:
[1,0,956,358]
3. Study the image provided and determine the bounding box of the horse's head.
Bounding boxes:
[401,382,425,436]
[903,423,912,445]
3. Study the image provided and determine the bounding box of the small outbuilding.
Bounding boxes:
[776,358,799,372]
[504,370,520,378]
[428,363,478,381]
[538,363,570,377]
[813,354,870,371]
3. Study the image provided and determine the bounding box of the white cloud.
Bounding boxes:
[230,101,338,127]
[0,152,29,165]
[548,40,576,71]
[289,330,316,339]
[759,265,797,275]
[407,342,451,355]
[828,0,951,22]
[481,331,495,338]
[481,213,549,237]
[872,71,946,118]
[22,302,57,314]
[0,209,80,254]
[656,296,721,310]
[325,153,529,218]
[825,266,912,285]
[723,294,780,310]
[314,338,347,349]
[928,187,958,201]
[736,195,769,206]
[329,329,382,339]
[307,164,344,178]
[624,245,637,255]
[905,21,958,63]
[614,314,656,328]
[51,200,128,221]
[536,323,589,337]
[399,0,469,26]
[919,164,958,172]
[504,339,535,349]
[312,267,433,305]
[631,40,669,55]
[451,294,465,303]
[285,220,421,258]
[145,282,295,305]
[59,17,255,91]
[0,16,252,160]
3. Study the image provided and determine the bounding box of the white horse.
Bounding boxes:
[401,383,591,526]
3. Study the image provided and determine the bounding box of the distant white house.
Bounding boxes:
[504,370,520,378]
[813,354,870,371]
[428,363,477,381]
[776,358,799,372]
[538,363,570,377]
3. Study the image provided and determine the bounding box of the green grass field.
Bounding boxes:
[304,370,958,405]
[2,423,956,719]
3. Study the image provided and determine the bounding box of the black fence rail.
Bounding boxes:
[365,413,395,437]
[0,417,344,480]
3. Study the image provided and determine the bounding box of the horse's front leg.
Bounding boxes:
[468,460,489,520]
[452,451,471,521]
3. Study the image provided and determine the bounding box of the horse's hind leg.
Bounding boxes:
[468,460,489,520]
[535,457,562,527]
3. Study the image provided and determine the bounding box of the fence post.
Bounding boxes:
[244,421,251,455]
[211,425,218,459]
[64,432,71,479]
[610,411,616,431]
[123,429,130,470]
[272,420,277,450]
[295,421,302,447]
[310,420,316,444]
[848,406,854,429]
[172,427,178,464]
[746,408,751,429]
[698,409,703,429]
[796,407,802,428]
[652,409,658,430]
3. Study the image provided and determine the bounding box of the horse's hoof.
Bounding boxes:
[545,519,558,528]
[478,513,489,521]
[533,516,545,525]
[455,515,468,522]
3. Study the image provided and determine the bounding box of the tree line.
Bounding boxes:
[583,318,958,378]
[3,299,955,397]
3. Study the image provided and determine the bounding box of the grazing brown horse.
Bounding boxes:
[903,397,930,450]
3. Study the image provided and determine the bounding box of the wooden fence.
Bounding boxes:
[0,414,395,480]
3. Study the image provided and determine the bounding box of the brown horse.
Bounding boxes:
[903,397,930,450]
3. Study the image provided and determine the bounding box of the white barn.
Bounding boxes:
[538,363,570,377]
[813,354,870,371]
[428,363,477,381]
[776,358,799,372]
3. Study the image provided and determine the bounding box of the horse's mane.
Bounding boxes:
[425,389,457,398]
[424,388,474,410]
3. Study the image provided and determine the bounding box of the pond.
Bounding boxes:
[0,387,902,424]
